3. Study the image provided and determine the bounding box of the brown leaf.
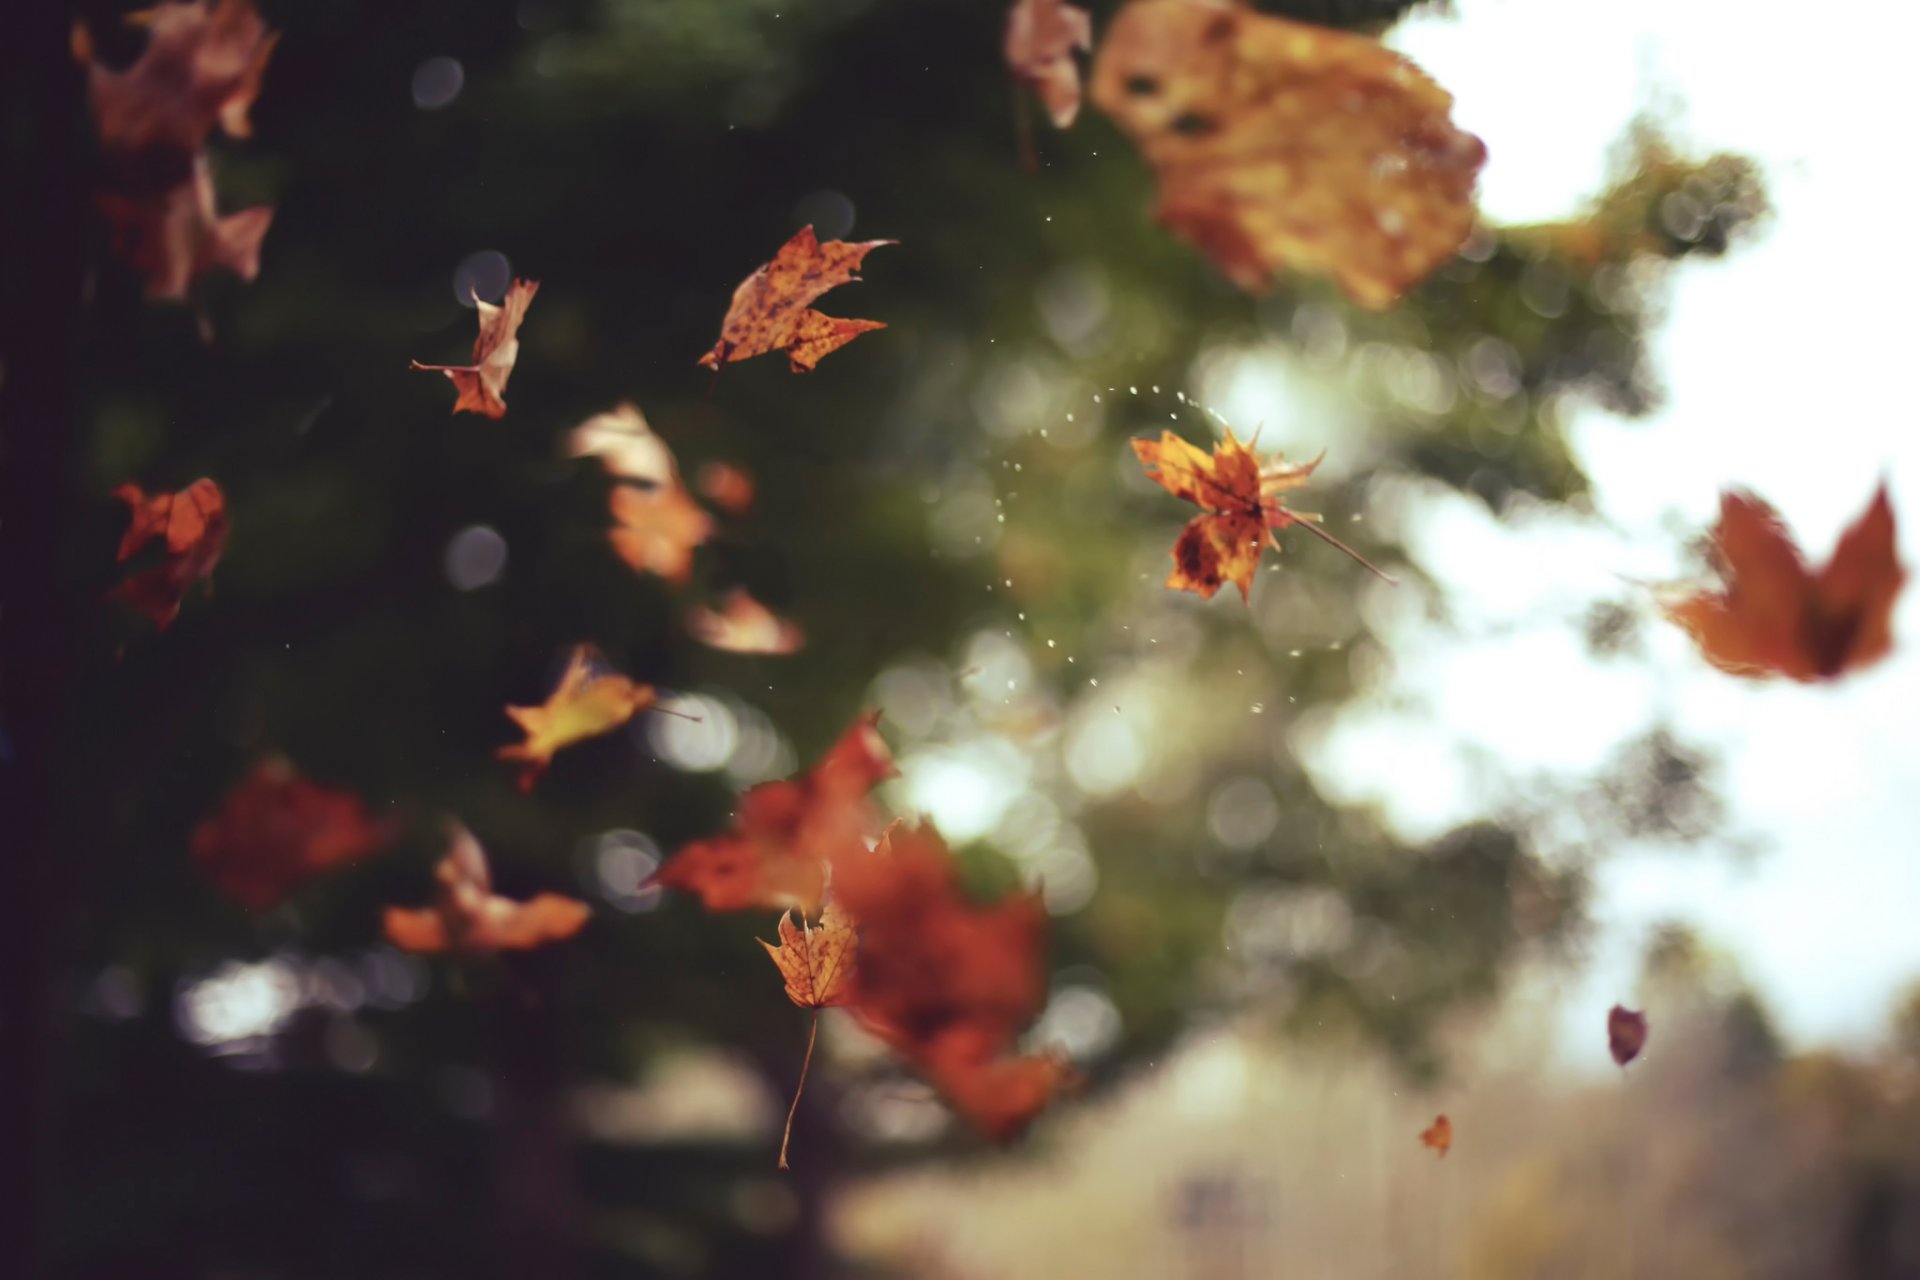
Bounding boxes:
[1662,485,1904,682]
[1089,0,1485,306]
[96,154,273,300]
[1608,1004,1648,1067]
[688,590,805,655]
[412,278,540,418]
[191,759,395,910]
[383,822,590,955]
[571,405,716,585]
[830,822,1074,1140]
[75,0,279,158]
[111,477,229,628]
[654,713,895,914]
[1419,1113,1452,1158]
[697,226,894,373]
[1133,429,1381,600]
[498,644,656,791]
[1006,0,1093,128]
[760,900,857,1009]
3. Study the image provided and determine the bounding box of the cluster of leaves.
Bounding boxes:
[66,0,1897,1210]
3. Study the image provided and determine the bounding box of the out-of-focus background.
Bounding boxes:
[10,0,1920,1276]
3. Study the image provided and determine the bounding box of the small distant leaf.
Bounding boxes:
[1089,0,1485,306]
[760,901,856,1010]
[696,461,755,514]
[1608,1004,1648,1067]
[191,759,395,910]
[111,477,229,628]
[570,405,716,585]
[697,226,894,374]
[1419,1114,1452,1158]
[412,278,539,418]
[689,590,805,655]
[497,645,655,790]
[383,823,590,955]
[1006,0,1093,129]
[1661,485,1904,682]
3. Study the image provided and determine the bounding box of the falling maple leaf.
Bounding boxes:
[696,226,894,374]
[191,759,394,910]
[1608,1004,1648,1068]
[569,404,716,585]
[1006,0,1093,129]
[110,477,230,628]
[1661,485,1904,682]
[688,590,805,655]
[654,713,895,914]
[73,0,278,299]
[412,278,540,418]
[95,153,273,301]
[760,899,858,1168]
[74,0,278,157]
[830,822,1075,1140]
[696,461,755,514]
[384,822,591,955]
[498,644,656,791]
[1419,1114,1452,1159]
[1132,429,1386,601]
[1089,0,1486,306]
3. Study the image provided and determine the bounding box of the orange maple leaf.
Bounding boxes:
[412,278,540,418]
[1132,429,1384,601]
[1607,1004,1648,1068]
[696,226,894,373]
[1419,1114,1452,1159]
[688,590,805,655]
[761,899,858,1168]
[96,153,273,301]
[654,713,895,914]
[1661,485,1904,682]
[1006,0,1093,129]
[191,759,395,910]
[383,823,591,955]
[1089,0,1485,306]
[111,478,230,628]
[570,404,716,585]
[830,822,1076,1141]
[498,645,657,791]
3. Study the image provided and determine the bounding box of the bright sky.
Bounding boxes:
[1298,0,1920,1060]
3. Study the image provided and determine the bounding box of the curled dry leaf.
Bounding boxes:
[411,278,540,418]
[74,0,277,298]
[1133,429,1384,601]
[1661,485,1904,682]
[498,645,656,791]
[697,226,894,374]
[111,477,229,628]
[191,759,394,910]
[696,461,755,514]
[384,823,591,955]
[689,590,805,655]
[1608,1004,1648,1067]
[655,713,895,914]
[570,405,716,585]
[761,900,857,1010]
[1006,0,1093,128]
[831,822,1075,1141]
[1419,1114,1452,1159]
[1089,0,1485,306]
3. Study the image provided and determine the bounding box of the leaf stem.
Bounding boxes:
[1276,517,1397,584]
[778,1011,819,1171]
